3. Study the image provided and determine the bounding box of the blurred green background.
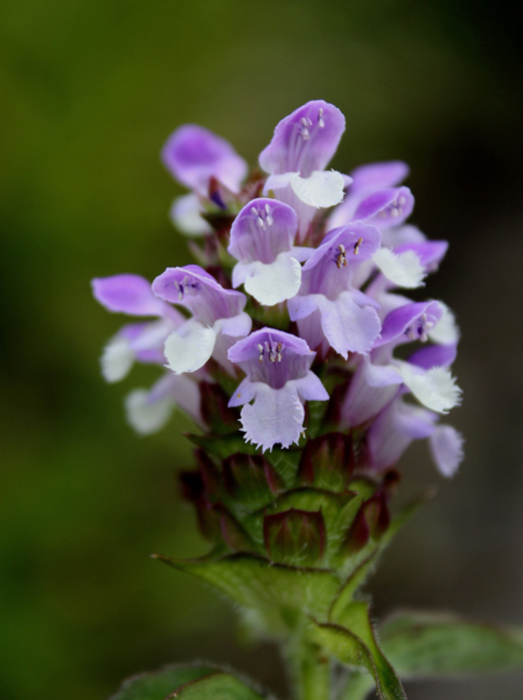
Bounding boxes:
[1,1,523,699]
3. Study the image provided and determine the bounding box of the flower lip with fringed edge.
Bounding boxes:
[227,328,328,452]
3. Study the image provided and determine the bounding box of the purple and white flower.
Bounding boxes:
[162,124,248,236]
[259,100,348,240]
[92,274,185,382]
[342,300,461,427]
[125,372,203,435]
[228,198,312,305]
[92,274,203,434]
[152,264,251,375]
[287,223,382,358]
[228,328,328,451]
[367,394,464,477]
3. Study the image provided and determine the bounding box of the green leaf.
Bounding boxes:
[264,447,301,488]
[330,601,405,699]
[153,552,341,634]
[109,664,216,700]
[308,619,406,700]
[173,672,267,700]
[380,611,523,678]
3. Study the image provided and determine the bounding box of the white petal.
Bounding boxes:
[373,248,426,289]
[240,383,304,452]
[101,336,135,383]
[396,362,462,414]
[242,253,302,305]
[262,172,296,195]
[169,194,212,237]
[125,389,173,435]
[290,170,345,208]
[214,312,252,338]
[428,302,460,345]
[164,321,216,374]
[429,425,464,477]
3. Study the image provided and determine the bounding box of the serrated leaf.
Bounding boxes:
[173,672,267,700]
[380,611,523,678]
[308,620,406,700]
[153,552,341,634]
[109,664,216,700]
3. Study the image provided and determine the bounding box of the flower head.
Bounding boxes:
[93,99,462,475]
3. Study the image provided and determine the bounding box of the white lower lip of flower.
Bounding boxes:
[396,361,462,414]
[101,336,135,383]
[290,170,345,208]
[241,253,302,306]
[428,302,460,345]
[170,193,212,237]
[373,248,426,288]
[125,389,174,435]
[163,321,216,374]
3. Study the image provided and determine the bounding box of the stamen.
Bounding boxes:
[318,107,325,128]
[336,243,347,269]
[405,312,432,343]
[353,237,363,255]
[258,343,264,362]
[300,116,312,141]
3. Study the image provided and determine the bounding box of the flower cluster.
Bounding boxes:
[93,100,463,477]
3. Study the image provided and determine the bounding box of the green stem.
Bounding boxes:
[285,634,331,700]
[339,672,374,700]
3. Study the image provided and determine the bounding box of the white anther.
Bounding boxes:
[398,196,406,206]
[336,243,347,269]
[257,216,265,228]
[353,237,363,255]
[318,107,325,128]
[258,343,264,362]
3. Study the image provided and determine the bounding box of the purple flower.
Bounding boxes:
[228,328,328,451]
[125,372,203,435]
[287,223,382,358]
[92,274,185,382]
[162,124,247,195]
[328,160,410,229]
[259,100,348,240]
[228,198,312,305]
[342,300,461,427]
[367,395,464,477]
[92,274,203,434]
[152,265,251,375]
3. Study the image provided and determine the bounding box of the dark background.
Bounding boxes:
[1,1,523,699]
